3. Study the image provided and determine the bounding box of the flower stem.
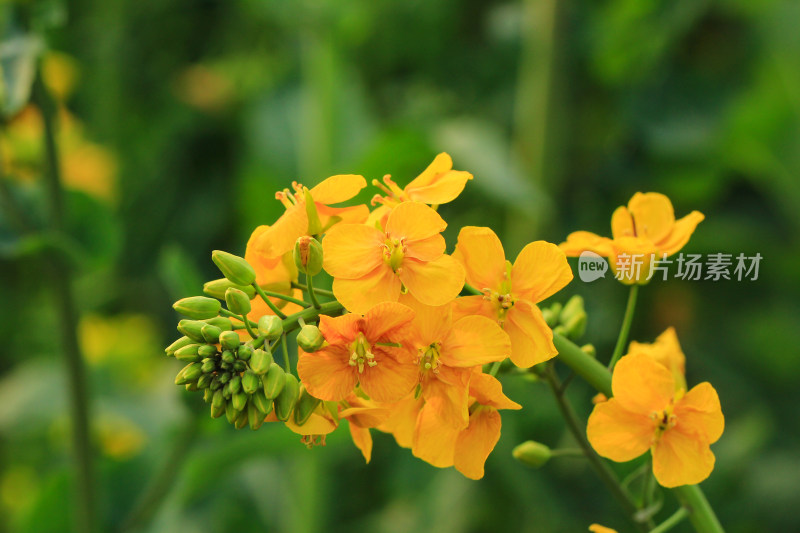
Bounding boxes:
[281,333,291,373]
[543,364,651,532]
[650,507,689,533]
[488,360,503,377]
[252,283,288,319]
[242,313,258,339]
[34,74,96,533]
[305,274,322,309]
[553,333,725,533]
[608,284,639,369]
[291,281,334,298]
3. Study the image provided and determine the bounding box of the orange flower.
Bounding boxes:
[244,225,304,318]
[369,152,473,226]
[586,353,724,488]
[452,227,573,368]
[338,393,394,463]
[627,327,687,392]
[588,525,618,533]
[253,174,369,259]
[296,302,417,403]
[323,201,465,314]
[560,192,704,284]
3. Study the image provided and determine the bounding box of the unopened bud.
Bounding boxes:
[225,401,239,424]
[166,336,193,356]
[197,374,213,389]
[232,391,248,411]
[204,317,233,331]
[237,344,253,361]
[201,324,222,344]
[248,401,265,430]
[542,302,562,328]
[225,287,251,316]
[178,320,207,343]
[233,360,246,372]
[296,324,324,352]
[251,390,273,416]
[221,350,235,364]
[242,370,261,394]
[249,348,273,375]
[274,374,299,421]
[198,345,217,358]
[562,310,587,340]
[203,278,256,300]
[580,343,596,358]
[173,296,221,320]
[175,344,201,362]
[512,441,552,468]
[229,375,242,394]
[262,362,286,399]
[175,363,202,385]
[201,358,216,374]
[219,331,240,351]
[234,407,249,429]
[294,387,321,426]
[212,250,256,287]
[560,295,585,325]
[258,315,283,340]
[294,236,323,276]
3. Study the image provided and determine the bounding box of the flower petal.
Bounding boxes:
[652,427,716,488]
[627,327,686,392]
[285,404,338,435]
[318,313,361,346]
[511,240,573,303]
[439,315,510,367]
[451,295,496,322]
[559,231,614,257]
[309,174,367,204]
[254,204,309,258]
[317,203,370,228]
[400,295,452,346]
[586,398,654,462]
[658,211,704,256]
[357,351,418,403]
[612,353,675,415]
[332,264,401,315]
[378,394,423,449]
[405,234,445,261]
[468,372,521,410]
[399,255,465,307]
[405,152,452,189]
[406,170,473,205]
[503,300,556,368]
[297,346,358,402]
[412,401,459,468]
[454,408,502,480]
[453,226,506,291]
[385,201,446,242]
[675,382,724,444]
[363,301,416,342]
[628,192,675,244]
[348,422,373,463]
[611,206,635,239]
[322,223,384,279]
[421,367,471,428]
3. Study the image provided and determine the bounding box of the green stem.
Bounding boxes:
[488,360,503,377]
[544,364,651,532]
[220,309,258,328]
[34,74,96,533]
[608,284,639,369]
[242,314,258,339]
[118,414,201,533]
[305,274,321,309]
[650,507,689,533]
[553,333,725,533]
[291,281,334,298]
[252,284,288,319]
[281,333,291,373]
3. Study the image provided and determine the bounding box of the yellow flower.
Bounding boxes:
[560,192,704,284]
[588,525,618,533]
[627,327,687,392]
[323,201,465,314]
[586,353,724,488]
[368,152,473,226]
[452,226,573,368]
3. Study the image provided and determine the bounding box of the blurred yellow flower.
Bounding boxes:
[627,327,687,392]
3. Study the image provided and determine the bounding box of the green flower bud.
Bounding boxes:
[242,370,260,394]
[173,296,221,320]
[165,336,193,356]
[237,344,253,361]
[210,395,226,419]
[219,331,240,351]
[197,374,213,389]
[220,362,232,371]
[212,389,226,410]
[221,350,235,364]
[222,382,231,398]
[251,390,273,416]
[212,250,256,287]
[201,358,216,374]
[225,287,252,316]
[225,401,239,424]
[176,363,202,385]
[203,278,256,300]
[210,376,222,390]
[204,317,234,331]
[560,295,584,325]
[177,320,207,343]
[198,344,217,358]
[262,362,286,399]
[233,360,247,372]
[175,344,201,362]
[201,324,222,344]
[541,302,562,328]
[219,372,232,384]
[203,388,213,403]
[248,401,265,430]
[232,391,248,411]
[296,324,324,353]
[234,407,249,429]
[258,315,283,341]
[304,187,323,235]
[580,343,596,358]
[274,374,299,422]
[229,375,242,394]
[562,310,587,340]
[293,236,324,276]
[294,387,321,426]
[512,440,552,468]
[185,381,199,392]
[249,348,273,375]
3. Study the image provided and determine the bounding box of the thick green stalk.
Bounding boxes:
[34,74,96,533]
[608,284,639,369]
[553,333,725,533]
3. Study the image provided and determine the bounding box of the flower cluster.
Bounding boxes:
[165,153,574,479]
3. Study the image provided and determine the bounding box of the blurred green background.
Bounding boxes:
[1,0,799,532]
